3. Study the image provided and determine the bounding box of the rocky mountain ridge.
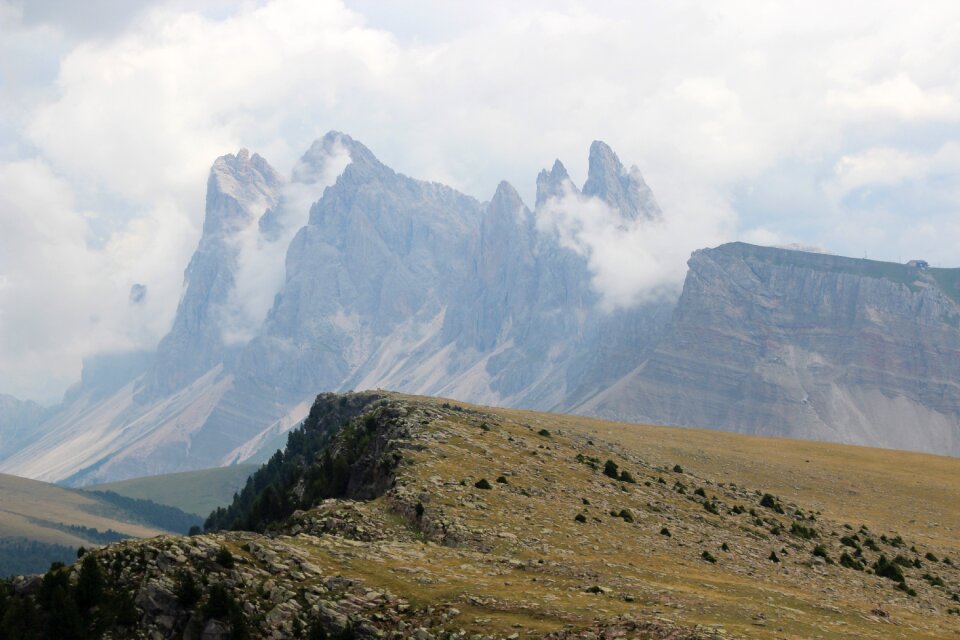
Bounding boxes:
[1,134,959,485]
[2,392,958,639]
[0,133,672,485]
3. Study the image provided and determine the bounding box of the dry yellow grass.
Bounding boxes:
[0,472,167,547]
[279,393,960,638]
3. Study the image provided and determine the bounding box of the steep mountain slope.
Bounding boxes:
[579,242,960,455]
[3,393,958,638]
[146,149,282,399]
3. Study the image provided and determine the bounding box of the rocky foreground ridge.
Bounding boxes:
[3,393,958,639]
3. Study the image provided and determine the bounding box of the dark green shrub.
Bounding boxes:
[790,522,818,540]
[618,470,636,484]
[672,464,683,473]
[872,555,905,583]
[203,584,234,619]
[703,501,719,515]
[112,590,139,627]
[229,607,250,640]
[839,552,864,570]
[75,555,104,611]
[769,551,780,563]
[480,422,490,431]
[537,428,551,437]
[693,487,706,497]
[721,542,730,552]
[923,573,946,587]
[574,514,587,523]
[175,571,201,608]
[44,585,83,638]
[812,545,833,564]
[495,476,508,484]
[215,546,235,569]
[603,460,619,479]
[474,479,492,490]
[415,501,425,520]
[660,527,671,537]
[760,494,784,514]
[701,550,716,563]
[893,555,912,567]
[925,552,939,562]
[896,582,917,596]
[618,509,634,523]
[840,535,861,551]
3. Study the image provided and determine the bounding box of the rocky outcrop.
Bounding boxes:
[580,242,960,455]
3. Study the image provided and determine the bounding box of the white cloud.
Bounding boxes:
[537,182,735,309]
[221,141,352,345]
[0,159,190,401]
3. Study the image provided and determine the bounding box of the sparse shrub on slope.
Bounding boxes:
[760,493,785,514]
[873,555,906,583]
[603,460,619,479]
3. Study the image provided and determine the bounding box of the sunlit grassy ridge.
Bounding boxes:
[6,392,957,638]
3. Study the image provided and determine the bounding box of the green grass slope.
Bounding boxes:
[88,464,257,517]
[0,473,171,576]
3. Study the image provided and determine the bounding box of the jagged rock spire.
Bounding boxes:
[536,159,578,208]
[582,141,661,221]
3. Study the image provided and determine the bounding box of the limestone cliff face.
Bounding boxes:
[148,149,282,398]
[579,242,960,455]
[240,133,484,399]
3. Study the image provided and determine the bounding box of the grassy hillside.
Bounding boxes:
[88,464,257,517]
[0,473,173,576]
[3,392,958,638]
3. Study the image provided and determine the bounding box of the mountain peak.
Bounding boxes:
[587,140,620,171]
[205,149,283,236]
[535,158,577,208]
[491,180,524,209]
[293,131,379,185]
[582,140,661,221]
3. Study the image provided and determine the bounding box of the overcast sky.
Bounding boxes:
[3,0,960,402]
